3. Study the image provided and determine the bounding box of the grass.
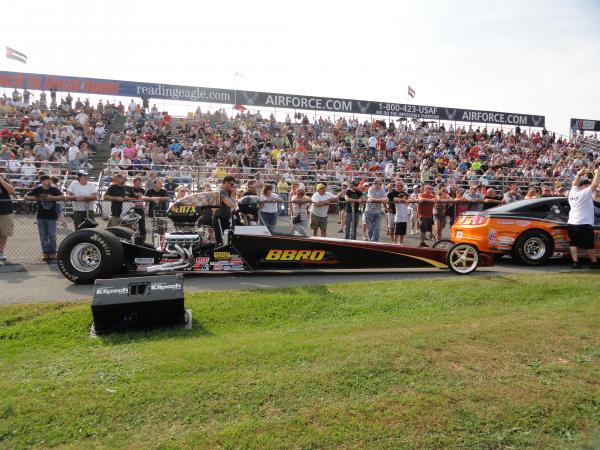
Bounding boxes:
[0,273,599,449]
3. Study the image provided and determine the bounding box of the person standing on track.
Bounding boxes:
[213,175,237,245]
[567,168,600,269]
[24,175,66,262]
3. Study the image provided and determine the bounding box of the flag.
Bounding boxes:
[233,70,247,80]
[408,85,415,98]
[6,46,27,64]
[233,104,247,112]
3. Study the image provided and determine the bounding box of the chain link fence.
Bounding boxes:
[1,199,456,265]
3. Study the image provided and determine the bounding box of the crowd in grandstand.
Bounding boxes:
[1,90,599,263]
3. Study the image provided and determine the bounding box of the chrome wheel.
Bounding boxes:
[523,237,546,260]
[70,243,101,273]
[447,244,479,274]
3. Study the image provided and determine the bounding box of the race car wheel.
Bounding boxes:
[57,229,124,284]
[447,243,479,275]
[512,230,552,266]
[433,239,454,250]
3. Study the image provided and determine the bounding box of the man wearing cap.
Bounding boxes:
[103,174,137,227]
[24,175,66,262]
[310,183,337,237]
[66,170,97,229]
[213,175,238,245]
[567,169,600,269]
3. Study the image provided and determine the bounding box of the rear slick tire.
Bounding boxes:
[512,230,552,266]
[57,229,124,284]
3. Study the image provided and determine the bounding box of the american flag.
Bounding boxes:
[408,85,415,98]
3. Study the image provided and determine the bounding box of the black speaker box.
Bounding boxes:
[91,274,187,335]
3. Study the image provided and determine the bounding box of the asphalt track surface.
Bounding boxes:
[0,259,575,305]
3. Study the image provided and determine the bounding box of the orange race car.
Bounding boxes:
[445,197,600,265]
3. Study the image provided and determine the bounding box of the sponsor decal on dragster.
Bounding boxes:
[262,249,338,265]
[193,257,210,271]
[170,205,197,214]
[213,251,232,260]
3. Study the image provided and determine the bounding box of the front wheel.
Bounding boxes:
[447,243,479,275]
[512,230,552,265]
[57,229,124,284]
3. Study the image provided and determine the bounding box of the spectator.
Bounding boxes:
[503,184,522,204]
[417,184,435,247]
[365,178,387,242]
[103,173,137,227]
[310,183,337,237]
[213,175,237,244]
[24,175,65,262]
[463,183,484,212]
[290,188,310,235]
[567,169,600,269]
[131,177,148,242]
[145,178,170,218]
[393,191,409,244]
[67,142,80,173]
[344,181,364,240]
[0,175,15,264]
[482,188,502,210]
[66,170,98,229]
[276,177,289,216]
[258,184,281,226]
[433,186,451,241]
[386,181,402,242]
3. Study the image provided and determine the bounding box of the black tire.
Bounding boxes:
[57,229,124,284]
[512,230,553,266]
[432,239,454,249]
[446,243,479,275]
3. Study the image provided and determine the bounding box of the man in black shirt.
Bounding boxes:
[144,178,171,218]
[213,175,237,244]
[344,181,364,240]
[132,177,148,242]
[103,173,137,227]
[386,181,402,241]
[0,175,15,263]
[24,175,65,262]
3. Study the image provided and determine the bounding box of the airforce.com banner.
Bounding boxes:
[0,70,545,127]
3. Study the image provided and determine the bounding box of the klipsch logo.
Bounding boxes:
[357,101,370,113]
[95,287,128,295]
[444,108,457,120]
[265,249,325,261]
[150,283,182,291]
[243,92,259,105]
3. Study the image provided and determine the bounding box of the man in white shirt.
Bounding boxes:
[75,112,89,126]
[567,168,600,269]
[310,183,337,237]
[66,170,98,229]
[67,143,80,173]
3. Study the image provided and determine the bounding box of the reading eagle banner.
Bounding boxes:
[0,70,545,127]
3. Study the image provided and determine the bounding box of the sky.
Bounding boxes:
[2,0,599,135]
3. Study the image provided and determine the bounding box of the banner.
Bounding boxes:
[570,118,600,132]
[0,70,545,127]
